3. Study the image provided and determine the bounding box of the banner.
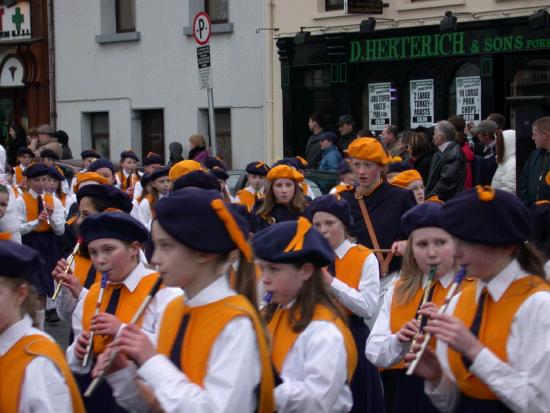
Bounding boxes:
[410,79,434,128]
[368,82,391,130]
[456,76,481,123]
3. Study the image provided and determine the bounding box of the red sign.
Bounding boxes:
[193,12,211,46]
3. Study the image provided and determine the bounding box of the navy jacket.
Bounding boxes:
[253,202,303,231]
[520,148,550,206]
[319,145,343,171]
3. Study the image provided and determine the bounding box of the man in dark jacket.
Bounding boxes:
[474,120,498,185]
[520,116,550,206]
[304,112,324,168]
[425,120,466,201]
[338,114,356,150]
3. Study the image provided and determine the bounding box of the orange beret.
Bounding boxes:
[390,170,423,188]
[347,137,391,165]
[169,160,203,181]
[73,172,110,192]
[266,165,304,183]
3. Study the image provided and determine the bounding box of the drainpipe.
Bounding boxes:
[265,0,274,163]
[47,0,56,127]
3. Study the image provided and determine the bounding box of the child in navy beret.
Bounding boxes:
[135,152,164,200]
[172,170,221,192]
[236,161,270,212]
[14,148,34,189]
[252,217,357,411]
[307,194,384,411]
[101,188,275,412]
[407,187,550,412]
[67,210,180,412]
[0,240,85,412]
[89,158,116,185]
[137,167,171,230]
[116,150,141,197]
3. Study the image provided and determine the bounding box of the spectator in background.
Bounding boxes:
[475,120,498,185]
[425,120,466,201]
[5,123,27,166]
[305,112,325,168]
[54,130,73,160]
[167,142,184,167]
[491,123,516,193]
[448,115,474,189]
[187,133,209,165]
[318,131,342,171]
[407,131,435,184]
[520,116,550,205]
[27,124,63,159]
[381,125,407,158]
[398,130,413,162]
[338,114,356,150]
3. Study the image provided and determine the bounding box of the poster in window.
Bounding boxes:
[410,79,434,128]
[456,76,481,123]
[368,82,391,130]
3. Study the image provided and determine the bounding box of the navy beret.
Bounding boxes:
[149,166,170,182]
[306,194,353,229]
[319,131,338,143]
[81,149,101,159]
[40,149,60,160]
[80,210,148,244]
[76,184,133,213]
[154,188,250,255]
[338,159,352,174]
[17,147,35,157]
[48,166,65,181]
[388,161,409,174]
[246,161,270,176]
[211,166,229,181]
[205,156,226,170]
[439,186,531,246]
[120,150,140,162]
[172,170,221,192]
[89,158,115,174]
[0,240,43,284]
[252,217,334,266]
[143,152,164,166]
[401,202,443,238]
[24,162,49,178]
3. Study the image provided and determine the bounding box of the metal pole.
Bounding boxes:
[207,87,217,156]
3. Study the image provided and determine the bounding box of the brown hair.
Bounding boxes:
[395,234,425,305]
[262,266,347,333]
[257,179,306,219]
[495,130,505,164]
[409,132,432,158]
[515,243,547,280]
[189,134,207,148]
[0,277,39,327]
[231,250,259,309]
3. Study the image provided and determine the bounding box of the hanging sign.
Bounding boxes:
[456,76,481,123]
[196,45,212,89]
[0,2,31,42]
[410,79,434,128]
[368,82,391,130]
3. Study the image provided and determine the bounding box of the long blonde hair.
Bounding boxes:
[257,179,306,219]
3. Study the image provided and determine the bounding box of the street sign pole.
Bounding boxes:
[193,12,217,156]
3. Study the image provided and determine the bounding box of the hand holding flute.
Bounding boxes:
[40,194,51,225]
[52,238,83,300]
[81,272,109,367]
[408,264,438,351]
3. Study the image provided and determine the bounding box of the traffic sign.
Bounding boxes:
[196,45,212,89]
[193,12,211,46]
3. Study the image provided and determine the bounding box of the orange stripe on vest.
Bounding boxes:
[116,171,140,191]
[14,165,24,185]
[0,334,85,413]
[157,295,275,413]
[448,275,550,400]
[22,192,53,232]
[236,189,256,213]
[73,253,101,286]
[335,244,371,316]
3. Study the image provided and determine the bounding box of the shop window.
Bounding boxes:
[305,68,331,88]
[96,0,140,44]
[183,0,233,36]
[116,0,136,33]
[205,0,228,24]
[325,0,344,11]
[510,59,550,97]
[449,63,480,116]
[139,109,165,160]
[90,112,110,159]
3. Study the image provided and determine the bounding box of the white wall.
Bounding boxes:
[54,0,267,168]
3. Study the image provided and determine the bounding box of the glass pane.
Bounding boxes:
[511,59,550,97]
[116,0,135,33]
[326,0,344,11]
[205,0,229,24]
[449,63,480,115]
[91,113,109,159]
[304,68,331,88]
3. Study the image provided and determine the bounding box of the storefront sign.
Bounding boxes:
[368,82,391,130]
[0,3,31,42]
[456,76,481,123]
[410,79,434,128]
[350,30,550,62]
[346,0,383,14]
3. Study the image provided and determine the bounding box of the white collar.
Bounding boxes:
[421,270,455,289]
[475,259,526,303]
[109,262,154,293]
[335,239,354,259]
[438,141,452,152]
[245,185,263,195]
[184,275,235,307]
[0,315,35,356]
[28,188,41,199]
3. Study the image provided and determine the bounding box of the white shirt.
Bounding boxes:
[438,141,452,153]
[0,184,22,243]
[133,180,143,200]
[425,260,550,413]
[0,315,72,413]
[137,197,153,231]
[365,272,455,368]
[106,276,262,413]
[329,239,379,319]
[275,312,353,412]
[0,144,5,174]
[16,188,65,236]
[130,198,140,221]
[66,262,182,374]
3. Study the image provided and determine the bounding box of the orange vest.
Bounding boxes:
[448,275,550,400]
[82,272,160,355]
[14,165,25,185]
[116,171,140,191]
[73,253,101,288]
[386,276,474,370]
[157,295,274,413]
[335,244,372,315]
[22,192,53,232]
[0,334,85,413]
[301,182,310,196]
[236,189,261,213]
[0,232,11,240]
[268,304,358,382]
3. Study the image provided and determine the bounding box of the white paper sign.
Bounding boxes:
[456,76,481,123]
[410,79,434,128]
[196,45,212,90]
[368,82,391,130]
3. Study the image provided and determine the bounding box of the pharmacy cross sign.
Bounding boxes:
[12,7,24,32]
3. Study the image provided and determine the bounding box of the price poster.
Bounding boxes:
[456,76,481,123]
[368,82,391,130]
[410,79,434,128]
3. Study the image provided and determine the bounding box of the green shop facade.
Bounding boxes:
[276,16,550,165]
